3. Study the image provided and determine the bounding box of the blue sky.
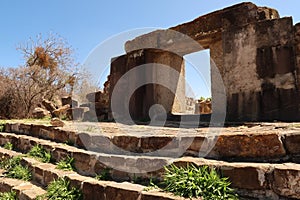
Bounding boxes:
[1,0,300,98]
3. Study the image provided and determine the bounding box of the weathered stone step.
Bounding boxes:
[0,170,46,200]
[0,132,300,199]
[0,131,172,178]
[4,122,300,163]
[0,148,186,200]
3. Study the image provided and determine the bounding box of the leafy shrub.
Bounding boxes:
[3,142,13,150]
[163,164,238,200]
[95,168,112,181]
[56,156,75,171]
[39,177,82,200]
[0,190,17,200]
[27,145,51,163]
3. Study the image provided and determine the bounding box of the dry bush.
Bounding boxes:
[0,34,80,119]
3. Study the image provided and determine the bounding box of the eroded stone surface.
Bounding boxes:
[209,133,286,160]
[272,164,300,198]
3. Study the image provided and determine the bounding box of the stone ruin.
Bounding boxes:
[38,2,300,123]
[107,2,300,122]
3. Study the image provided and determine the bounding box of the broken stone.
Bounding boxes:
[42,99,57,113]
[53,104,70,118]
[208,133,286,160]
[32,107,50,119]
[61,96,78,108]
[272,163,300,198]
[50,118,65,127]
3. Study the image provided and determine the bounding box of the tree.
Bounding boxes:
[0,33,79,118]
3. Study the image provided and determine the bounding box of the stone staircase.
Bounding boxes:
[1,122,300,199]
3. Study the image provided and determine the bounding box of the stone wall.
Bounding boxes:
[109,2,300,122]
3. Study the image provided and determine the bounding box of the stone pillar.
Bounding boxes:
[109,49,185,121]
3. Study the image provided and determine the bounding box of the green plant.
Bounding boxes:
[64,140,74,146]
[1,156,31,181]
[61,115,68,120]
[27,145,51,163]
[3,142,13,150]
[0,124,4,132]
[0,190,17,200]
[6,164,32,181]
[95,168,112,181]
[163,164,238,200]
[39,177,82,200]
[56,156,75,171]
[0,156,22,170]
[143,178,160,191]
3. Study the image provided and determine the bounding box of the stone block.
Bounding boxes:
[61,96,78,108]
[141,191,184,200]
[72,151,97,176]
[272,164,300,198]
[82,180,106,200]
[209,133,286,160]
[67,107,87,120]
[105,182,143,200]
[111,136,140,152]
[261,84,280,121]
[284,132,300,155]
[86,91,103,102]
[53,129,69,143]
[140,137,173,153]
[222,165,270,190]
[278,89,299,121]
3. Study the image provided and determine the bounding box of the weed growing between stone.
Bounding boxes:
[95,167,113,181]
[0,190,17,200]
[3,142,13,150]
[0,156,31,181]
[37,177,82,200]
[0,124,4,132]
[56,156,75,171]
[27,145,51,163]
[162,164,238,200]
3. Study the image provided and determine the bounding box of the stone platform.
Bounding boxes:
[1,121,300,199]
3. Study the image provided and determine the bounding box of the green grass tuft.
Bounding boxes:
[37,177,82,200]
[95,168,112,181]
[27,145,51,163]
[0,190,17,200]
[0,156,31,181]
[163,164,238,200]
[56,156,75,171]
[3,142,13,150]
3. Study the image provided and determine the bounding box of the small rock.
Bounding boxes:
[32,107,50,119]
[53,104,70,118]
[50,118,65,127]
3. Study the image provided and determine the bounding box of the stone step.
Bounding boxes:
[0,170,46,200]
[0,148,185,200]
[0,131,300,199]
[4,122,300,163]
